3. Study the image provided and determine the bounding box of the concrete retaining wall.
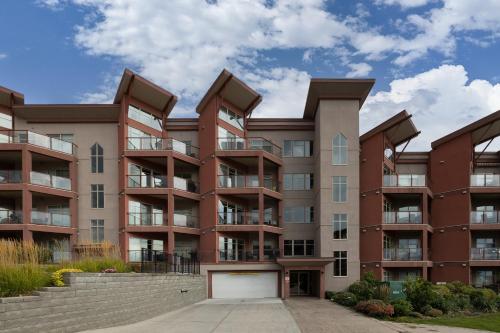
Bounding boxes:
[0,273,206,333]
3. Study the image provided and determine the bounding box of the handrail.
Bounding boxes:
[470,211,500,224]
[31,211,71,227]
[30,171,71,190]
[217,174,280,191]
[0,209,22,224]
[471,248,500,260]
[126,137,199,158]
[383,174,426,187]
[383,211,422,224]
[470,174,500,187]
[0,130,77,155]
[127,212,166,226]
[0,170,22,184]
[383,248,423,261]
[217,136,282,157]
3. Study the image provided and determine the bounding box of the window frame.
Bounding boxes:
[333,213,348,240]
[91,184,104,209]
[283,140,313,157]
[90,143,104,173]
[332,133,348,165]
[283,173,313,190]
[90,219,104,243]
[333,176,347,203]
[333,251,348,277]
[284,239,315,257]
[284,206,314,224]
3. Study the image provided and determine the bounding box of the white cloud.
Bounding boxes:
[361,64,500,150]
[0,53,7,60]
[346,62,373,77]
[374,0,431,9]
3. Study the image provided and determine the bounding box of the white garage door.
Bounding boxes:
[212,272,278,299]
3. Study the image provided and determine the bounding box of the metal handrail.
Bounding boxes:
[127,212,166,226]
[470,174,500,187]
[0,209,22,224]
[217,137,282,157]
[0,170,22,184]
[126,137,199,158]
[30,171,71,190]
[383,211,422,224]
[217,174,279,191]
[470,211,500,224]
[383,248,423,261]
[383,174,426,187]
[470,248,500,260]
[0,130,77,155]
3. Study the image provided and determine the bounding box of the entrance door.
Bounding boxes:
[290,271,311,296]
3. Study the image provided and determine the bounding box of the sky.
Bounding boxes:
[0,0,500,150]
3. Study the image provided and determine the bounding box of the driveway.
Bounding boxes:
[83,298,300,333]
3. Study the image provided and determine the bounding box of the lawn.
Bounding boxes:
[395,312,500,332]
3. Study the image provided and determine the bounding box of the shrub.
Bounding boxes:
[0,264,50,297]
[325,291,335,300]
[332,292,358,307]
[496,295,500,310]
[391,299,413,317]
[404,278,435,312]
[51,268,83,287]
[374,284,391,303]
[469,288,497,312]
[408,311,425,319]
[348,281,374,301]
[355,300,394,318]
[425,307,443,317]
[62,257,131,273]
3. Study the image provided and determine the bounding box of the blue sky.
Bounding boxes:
[1,0,499,149]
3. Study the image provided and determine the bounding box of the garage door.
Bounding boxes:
[212,272,278,299]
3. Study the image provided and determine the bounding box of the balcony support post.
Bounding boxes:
[422,267,428,280]
[422,231,428,261]
[70,197,78,229]
[258,192,264,225]
[258,154,264,186]
[22,227,33,242]
[258,230,264,262]
[168,189,174,227]
[167,156,174,189]
[21,148,31,183]
[167,230,175,256]
[22,189,32,226]
[69,160,77,193]
[422,193,428,224]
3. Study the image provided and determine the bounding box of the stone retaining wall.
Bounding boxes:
[0,273,206,333]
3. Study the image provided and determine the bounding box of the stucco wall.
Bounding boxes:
[0,273,206,333]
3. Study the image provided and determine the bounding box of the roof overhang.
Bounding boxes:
[360,110,420,147]
[276,257,335,267]
[196,69,262,115]
[432,110,500,149]
[13,104,120,122]
[303,79,375,119]
[114,69,177,115]
[0,86,24,107]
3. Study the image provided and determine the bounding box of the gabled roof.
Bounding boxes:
[196,69,261,115]
[303,79,375,119]
[432,110,500,149]
[0,86,24,107]
[114,69,177,115]
[360,110,420,147]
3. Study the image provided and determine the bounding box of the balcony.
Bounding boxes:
[31,211,71,227]
[218,249,280,262]
[127,174,167,188]
[126,137,199,158]
[217,211,277,226]
[383,248,423,261]
[471,248,500,260]
[30,171,71,190]
[0,170,21,184]
[0,209,22,224]
[128,212,166,226]
[383,174,426,187]
[217,137,282,158]
[173,177,199,193]
[471,211,500,224]
[384,211,422,224]
[173,213,199,228]
[0,130,77,155]
[217,175,279,191]
[471,174,500,187]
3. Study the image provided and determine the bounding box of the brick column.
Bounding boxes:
[22,189,32,227]
[258,192,264,225]
[167,156,174,189]
[21,148,31,183]
[422,230,429,261]
[422,193,428,224]
[258,230,264,261]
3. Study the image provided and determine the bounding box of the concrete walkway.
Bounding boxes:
[83,298,300,333]
[285,298,493,333]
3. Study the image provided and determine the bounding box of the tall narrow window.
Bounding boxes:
[91,219,104,243]
[91,143,104,173]
[333,251,348,277]
[333,134,347,165]
[91,184,104,208]
[333,176,347,202]
[0,112,12,129]
[333,214,348,239]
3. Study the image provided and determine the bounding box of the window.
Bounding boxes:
[333,214,348,239]
[333,176,347,202]
[91,184,104,208]
[91,219,104,243]
[218,126,244,150]
[47,134,74,143]
[476,238,495,249]
[218,106,244,130]
[283,140,313,157]
[333,251,347,276]
[284,206,314,223]
[384,147,394,162]
[128,104,162,131]
[127,126,161,150]
[333,134,348,165]
[284,240,314,256]
[0,112,12,129]
[284,173,313,190]
[90,143,104,173]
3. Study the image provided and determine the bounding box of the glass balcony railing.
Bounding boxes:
[173,213,199,228]
[30,171,71,190]
[217,137,282,157]
[173,177,199,193]
[0,130,77,155]
[471,248,500,260]
[31,211,71,227]
[218,211,259,225]
[470,211,500,224]
[383,174,426,187]
[383,248,423,261]
[470,174,500,187]
[218,249,280,262]
[127,174,167,188]
[0,170,22,184]
[217,175,279,191]
[0,209,22,224]
[128,212,166,226]
[383,211,422,224]
[126,137,199,158]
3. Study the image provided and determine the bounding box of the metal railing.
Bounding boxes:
[128,250,200,274]
[127,174,168,188]
[470,174,500,187]
[383,211,422,224]
[217,175,279,191]
[383,174,426,187]
[0,209,22,224]
[173,213,199,228]
[30,171,71,190]
[383,248,423,261]
[470,211,500,224]
[128,212,166,226]
[218,249,280,261]
[173,177,199,193]
[471,248,500,260]
[0,170,22,184]
[217,211,259,225]
[31,211,71,227]
[0,130,77,155]
[217,137,282,157]
[126,137,199,158]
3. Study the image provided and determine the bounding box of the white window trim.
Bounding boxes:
[332,133,348,166]
[333,251,348,277]
[333,176,348,203]
[333,214,348,240]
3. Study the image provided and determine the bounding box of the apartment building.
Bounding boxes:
[0,70,373,299]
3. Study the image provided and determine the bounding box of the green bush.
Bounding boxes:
[0,265,50,297]
[51,268,83,287]
[496,295,500,310]
[425,307,444,317]
[404,278,435,312]
[61,257,131,273]
[391,299,413,317]
[348,280,374,301]
[325,291,335,300]
[332,292,358,307]
[408,311,425,319]
[469,288,497,312]
[374,284,391,303]
[355,300,394,318]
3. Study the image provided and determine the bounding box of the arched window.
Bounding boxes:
[91,143,104,173]
[332,134,347,165]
